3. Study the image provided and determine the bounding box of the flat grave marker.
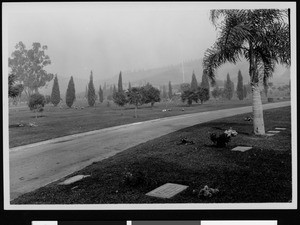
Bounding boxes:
[265,133,275,137]
[275,128,286,130]
[59,175,90,185]
[268,130,281,133]
[231,146,252,152]
[146,183,188,199]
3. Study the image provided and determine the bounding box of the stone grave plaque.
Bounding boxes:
[275,128,286,130]
[265,133,275,137]
[268,130,281,133]
[146,183,188,199]
[59,175,90,185]
[231,146,252,152]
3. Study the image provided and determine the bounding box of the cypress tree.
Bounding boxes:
[236,70,244,100]
[87,71,96,106]
[224,73,233,100]
[113,84,117,95]
[98,85,104,103]
[200,70,210,90]
[162,85,167,99]
[118,71,123,92]
[51,75,60,106]
[128,82,132,90]
[190,71,198,91]
[168,81,172,99]
[66,76,76,107]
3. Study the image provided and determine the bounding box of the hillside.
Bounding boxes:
[40,59,290,95]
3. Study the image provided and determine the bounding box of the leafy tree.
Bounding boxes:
[51,75,60,106]
[9,73,24,99]
[28,93,45,118]
[44,95,51,104]
[190,71,198,91]
[168,81,173,99]
[197,87,210,104]
[181,90,198,106]
[127,87,143,118]
[224,73,234,100]
[118,71,123,92]
[180,83,191,92]
[98,85,104,103]
[200,70,210,90]
[203,9,290,135]
[87,71,96,106]
[66,76,76,108]
[8,42,54,98]
[236,70,244,100]
[140,83,161,107]
[211,85,222,99]
[113,91,127,107]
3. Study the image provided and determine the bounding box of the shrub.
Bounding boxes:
[28,93,45,118]
[210,128,238,147]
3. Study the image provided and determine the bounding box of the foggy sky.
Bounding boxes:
[4,2,291,82]
[5,3,218,81]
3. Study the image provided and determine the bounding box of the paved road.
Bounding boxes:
[9,101,290,200]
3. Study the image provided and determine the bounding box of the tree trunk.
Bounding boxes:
[249,41,265,135]
[134,105,137,118]
[252,84,265,135]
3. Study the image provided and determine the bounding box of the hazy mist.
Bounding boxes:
[5,3,217,81]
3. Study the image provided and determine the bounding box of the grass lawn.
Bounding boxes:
[8,97,289,148]
[11,106,292,204]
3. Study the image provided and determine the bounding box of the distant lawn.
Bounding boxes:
[11,106,292,204]
[8,97,289,148]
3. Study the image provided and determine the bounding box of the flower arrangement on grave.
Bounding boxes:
[210,127,238,147]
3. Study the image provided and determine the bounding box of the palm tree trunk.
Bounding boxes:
[252,83,265,135]
[249,41,265,135]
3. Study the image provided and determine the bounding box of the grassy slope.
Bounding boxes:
[11,106,292,204]
[9,98,288,148]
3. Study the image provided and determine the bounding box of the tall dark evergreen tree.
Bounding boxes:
[113,84,117,95]
[128,82,132,90]
[98,85,104,103]
[190,71,198,91]
[118,71,123,92]
[224,73,234,100]
[236,70,244,100]
[168,81,173,99]
[200,70,210,90]
[243,85,248,99]
[162,85,167,99]
[87,71,96,106]
[51,75,60,106]
[66,76,76,107]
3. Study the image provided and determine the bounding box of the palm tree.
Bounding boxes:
[203,9,290,135]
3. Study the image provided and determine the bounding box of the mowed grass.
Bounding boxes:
[8,97,287,148]
[11,106,292,204]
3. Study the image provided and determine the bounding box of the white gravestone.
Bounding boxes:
[268,130,281,133]
[231,146,252,152]
[275,128,286,130]
[146,183,188,199]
